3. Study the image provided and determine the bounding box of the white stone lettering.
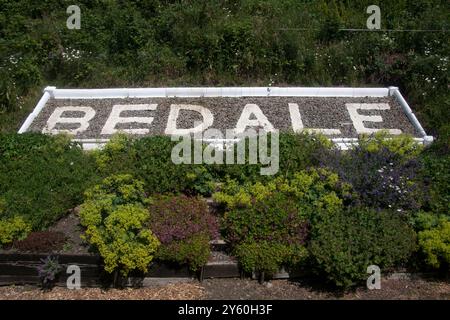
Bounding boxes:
[43,106,95,135]
[346,103,402,135]
[235,104,274,134]
[165,104,214,135]
[101,104,157,135]
[288,103,341,135]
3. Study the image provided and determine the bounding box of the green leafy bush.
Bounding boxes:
[217,168,354,276]
[309,207,417,288]
[83,173,148,206]
[235,241,308,276]
[0,133,99,229]
[156,234,211,272]
[148,195,219,271]
[222,192,310,246]
[79,175,159,276]
[93,134,214,195]
[358,131,423,161]
[215,168,354,215]
[420,146,450,216]
[221,190,313,276]
[207,132,331,185]
[0,216,31,247]
[418,219,450,270]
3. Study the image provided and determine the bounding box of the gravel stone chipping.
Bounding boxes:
[0,278,448,300]
[27,96,420,139]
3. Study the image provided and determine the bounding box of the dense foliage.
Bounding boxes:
[309,207,416,288]
[0,133,99,229]
[217,168,351,276]
[0,130,448,287]
[416,215,450,270]
[1,1,448,141]
[14,231,67,253]
[0,216,31,247]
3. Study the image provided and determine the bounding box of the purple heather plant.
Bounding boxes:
[317,145,426,212]
[148,195,219,244]
[148,195,219,271]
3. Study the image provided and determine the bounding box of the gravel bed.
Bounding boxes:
[200,278,450,300]
[27,96,420,139]
[0,282,204,300]
[0,278,448,300]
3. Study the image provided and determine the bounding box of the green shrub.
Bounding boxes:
[235,241,308,276]
[309,207,417,288]
[0,133,99,229]
[221,190,312,276]
[92,133,136,174]
[208,132,332,184]
[83,173,148,206]
[420,147,450,216]
[79,174,159,276]
[0,216,31,247]
[93,134,214,195]
[214,167,354,215]
[418,220,450,270]
[222,192,310,246]
[217,168,354,275]
[156,234,211,272]
[359,131,423,161]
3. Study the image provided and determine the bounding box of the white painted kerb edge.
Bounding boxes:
[19,86,434,149]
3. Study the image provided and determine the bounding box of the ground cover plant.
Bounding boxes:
[0,133,99,232]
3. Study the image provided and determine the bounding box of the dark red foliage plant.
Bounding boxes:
[148,195,220,271]
[149,195,219,244]
[13,231,66,253]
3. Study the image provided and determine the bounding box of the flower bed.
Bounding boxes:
[0,132,448,289]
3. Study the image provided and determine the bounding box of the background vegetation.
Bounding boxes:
[0,0,449,140]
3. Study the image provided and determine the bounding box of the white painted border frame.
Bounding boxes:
[19,86,433,149]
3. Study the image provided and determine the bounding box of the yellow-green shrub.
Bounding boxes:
[79,175,159,276]
[418,220,450,270]
[359,131,423,160]
[80,204,159,275]
[214,168,354,215]
[0,216,31,246]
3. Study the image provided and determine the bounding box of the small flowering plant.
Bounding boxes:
[318,142,425,212]
[37,255,62,290]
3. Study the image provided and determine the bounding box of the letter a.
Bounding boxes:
[366,5,381,30]
[67,5,81,30]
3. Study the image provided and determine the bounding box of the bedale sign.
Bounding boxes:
[21,87,429,147]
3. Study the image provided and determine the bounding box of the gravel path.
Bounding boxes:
[1,278,448,300]
[0,282,204,300]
